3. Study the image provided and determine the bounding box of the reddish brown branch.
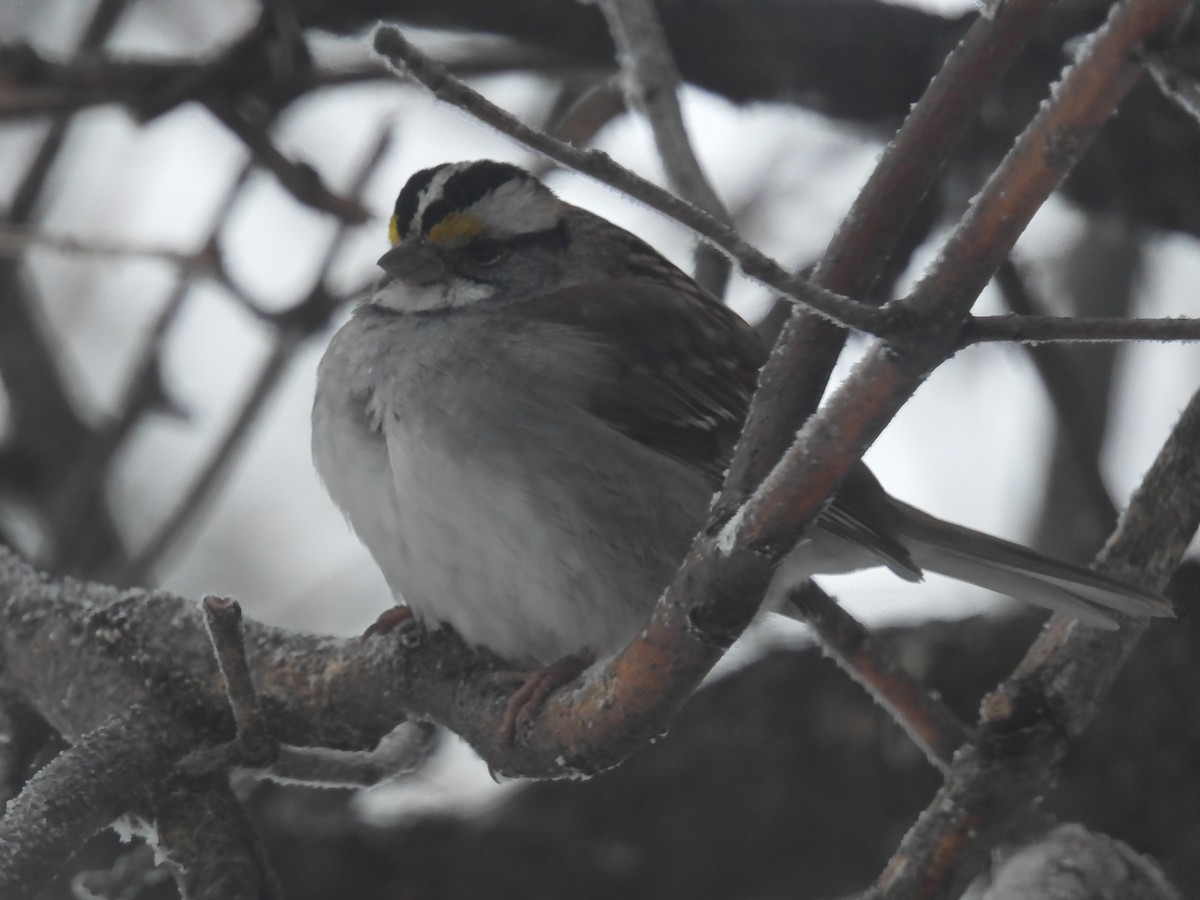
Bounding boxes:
[368,0,1195,777]
[847,5,1199,893]
[370,4,1067,777]
[902,0,1188,328]
[498,0,1189,776]
[788,582,969,771]
[863,378,1200,900]
[738,0,1191,549]
[719,0,1056,514]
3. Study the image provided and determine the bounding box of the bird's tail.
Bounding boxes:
[893,500,1174,629]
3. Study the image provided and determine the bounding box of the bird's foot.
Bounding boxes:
[492,651,595,747]
[361,605,424,647]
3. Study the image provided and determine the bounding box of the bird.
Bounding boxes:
[311,159,1172,695]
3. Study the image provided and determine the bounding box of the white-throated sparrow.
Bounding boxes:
[312,159,1171,670]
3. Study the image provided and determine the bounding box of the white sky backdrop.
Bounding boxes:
[3,0,1199,815]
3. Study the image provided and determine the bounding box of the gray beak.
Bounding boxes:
[377,240,447,285]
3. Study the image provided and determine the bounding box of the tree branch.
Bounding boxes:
[303,0,1200,242]
[372,25,885,334]
[964,312,1200,344]
[787,582,969,772]
[595,0,733,294]
[718,0,1058,519]
[0,707,191,898]
[862,372,1200,898]
[859,7,1200,869]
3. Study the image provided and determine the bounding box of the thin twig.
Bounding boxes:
[371,24,885,334]
[201,596,275,766]
[788,582,968,772]
[244,723,438,788]
[965,312,1200,343]
[0,223,260,313]
[0,37,580,121]
[595,0,733,295]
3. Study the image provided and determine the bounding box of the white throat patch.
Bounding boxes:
[370,276,494,313]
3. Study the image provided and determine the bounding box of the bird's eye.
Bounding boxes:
[463,237,507,266]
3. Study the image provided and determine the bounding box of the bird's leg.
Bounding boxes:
[361,605,424,647]
[492,651,595,746]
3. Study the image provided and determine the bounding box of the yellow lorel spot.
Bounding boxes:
[387,215,402,246]
[427,211,484,244]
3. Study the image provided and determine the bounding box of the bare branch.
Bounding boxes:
[854,3,1198,890]
[861,354,1200,900]
[202,596,276,766]
[206,102,369,224]
[539,77,626,157]
[965,312,1200,344]
[248,722,437,788]
[787,582,969,772]
[371,24,885,334]
[899,0,1186,332]
[717,0,1058,520]
[187,598,435,790]
[0,707,190,899]
[594,0,733,294]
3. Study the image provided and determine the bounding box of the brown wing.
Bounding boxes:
[511,247,920,579]
[511,256,764,487]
